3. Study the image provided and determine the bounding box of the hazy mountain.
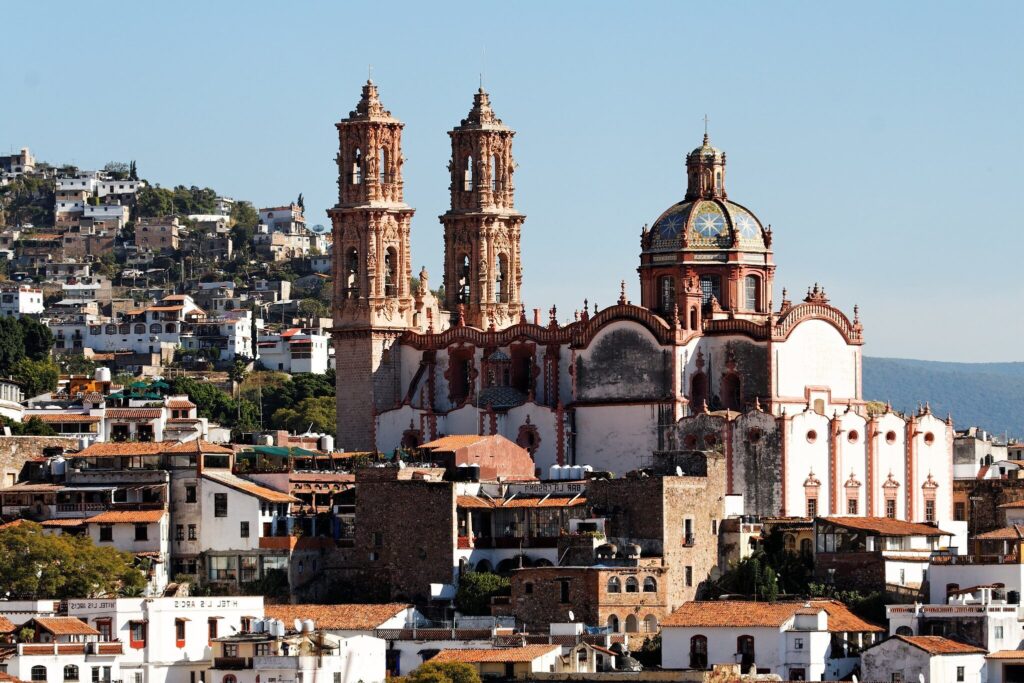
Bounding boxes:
[863,357,1024,438]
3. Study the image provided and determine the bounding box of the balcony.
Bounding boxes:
[213,656,253,670]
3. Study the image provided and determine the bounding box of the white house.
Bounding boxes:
[84,509,170,595]
[0,285,43,317]
[83,203,130,228]
[1,616,123,683]
[929,527,1024,604]
[661,599,884,680]
[257,328,330,373]
[860,635,986,683]
[887,585,1023,653]
[65,596,264,683]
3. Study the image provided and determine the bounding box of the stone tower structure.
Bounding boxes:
[440,88,525,329]
[329,81,414,451]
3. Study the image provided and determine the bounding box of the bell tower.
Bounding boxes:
[329,80,415,451]
[440,88,525,329]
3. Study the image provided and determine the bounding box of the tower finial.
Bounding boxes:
[619,280,627,306]
[703,113,710,141]
[368,64,373,83]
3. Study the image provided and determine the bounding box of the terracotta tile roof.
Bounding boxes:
[987,650,1024,660]
[420,435,490,450]
[163,440,233,454]
[166,399,196,409]
[998,500,1024,509]
[106,408,163,419]
[32,414,101,423]
[458,495,494,509]
[975,525,1024,540]
[145,305,184,312]
[33,617,99,636]
[73,442,166,457]
[0,616,14,632]
[202,471,297,503]
[263,603,409,630]
[0,483,62,493]
[431,645,560,663]
[501,496,586,508]
[86,509,166,524]
[662,599,884,632]
[892,635,986,655]
[0,673,28,683]
[820,516,952,537]
[41,518,89,527]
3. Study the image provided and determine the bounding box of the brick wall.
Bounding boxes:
[0,436,79,488]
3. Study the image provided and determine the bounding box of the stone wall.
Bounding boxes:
[0,436,79,489]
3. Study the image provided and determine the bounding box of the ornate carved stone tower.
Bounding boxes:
[440,88,525,329]
[329,81,414,451]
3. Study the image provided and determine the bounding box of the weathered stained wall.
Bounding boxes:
[575,327,669,402]
[730,411,782,516]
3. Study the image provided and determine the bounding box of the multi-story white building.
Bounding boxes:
[97,179,143,200]
[861,635,986,683]
[85,509,170,594]
[887,585,1022,653]
[65,596,264,683]
[0,285,43,317]
[1,616,123,683]
[257,328,330,373]
[83,203,130,229]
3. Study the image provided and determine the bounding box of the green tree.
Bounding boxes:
[129,160,138,181]
[59,354,98,376]
[230,200,259,251]
[0,521,145,599]
[14,357,60,397]
[455,572,510,616]
[712,552,779,602]
[0,415,56,436]
[296,193,304,211]
[18,317,53,361]
[298,298,329,319]
[135,185,174,218]
[398,662,481,683]
[270,396,335,434]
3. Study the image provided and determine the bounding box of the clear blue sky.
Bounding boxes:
[3,1,1022,361]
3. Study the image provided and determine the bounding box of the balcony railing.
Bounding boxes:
[213,656,253,669]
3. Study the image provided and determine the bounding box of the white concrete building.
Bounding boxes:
[660,599,884,680]
[84,509,170,595]
[65,596,264,683]
[861,635,986,683]
[257,328,330,373]
[83,203,130,228]
[97,179,143,199]
[887,586,1023,653]
[0,285,43,317]
[1,616,123,683]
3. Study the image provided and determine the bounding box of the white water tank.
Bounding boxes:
[549,465,562,481]
[50,456,66,477]
[302,619,315,633]
[94,367,111,383]
[261,434,275,446]
[320,435,334,452]
[253,620,265,633]
[293,618,303,632]
[569,465,583,480]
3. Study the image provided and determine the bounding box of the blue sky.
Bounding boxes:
[3,1,1022,361]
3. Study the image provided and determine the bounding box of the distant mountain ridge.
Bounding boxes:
[863,357,1024,438]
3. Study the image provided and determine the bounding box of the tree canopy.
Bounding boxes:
[0,521,146,598]
[396,662,481,683]
[455,572,510,616]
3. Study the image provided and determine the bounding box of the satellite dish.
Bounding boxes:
[852,676,859,683]
[568,610,575,622]
[919,675,925,683]
[675,466,683,476]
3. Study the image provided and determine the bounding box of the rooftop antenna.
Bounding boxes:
[703,114,710,137]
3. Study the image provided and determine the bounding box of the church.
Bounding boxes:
[330,80,953,523]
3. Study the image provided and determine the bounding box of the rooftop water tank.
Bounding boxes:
[94,367,111,383]
[302,619,315,633]
[549,465,562,481]
[320,435,334,453]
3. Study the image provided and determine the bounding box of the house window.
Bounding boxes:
[223,643,238,657]
[208,556,237,582]
[95,619,111,641]
[925,499,936,522]
[794,637,804,650]
[524,582,533,595]
[683,518,694,545]
[690,635,708,669]
[240,522,249,538]
[185,486,196,503]
[957,667,965,682]
[134,524,148,541]
[886,499,896,519]
[699,275,721,306]
[31,666,46,682]
[685,565,693,587]
[892,674,904,683]
[176,525,184,541]
[188,524,197,540]
[607,577,621,593]
[175,619,186,647]
[559,580,570,603]
[99,525,113,542]
[214,493,228,517]
[625,577,639,593]
[64,665,80,681]
[996,626,1004,639]
[255,642,271,656]
[659,276,675,314]
[847,498,858,515]
[129,621,147,649]
[208,618,218,643]
[744,275,759,311]
[954,502,966,521]
[643,577,657,592]
[373,532,383,547]
[806,498,817,517]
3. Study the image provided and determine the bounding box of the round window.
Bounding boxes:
[747,428,762,444]
[924,432,935,446]
[886,430,897,445]
[806,430,817,444]
[847,430,859,444]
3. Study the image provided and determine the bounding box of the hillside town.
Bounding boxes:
[1,77,1023,683]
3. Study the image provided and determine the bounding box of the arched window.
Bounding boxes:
[813,398,826,415]
[607,614,620,633]
[165,323,176,334]
[345,248,360,299]
[384,247,397,297]
[625,614,639,633]
[31,667,47,682]
[643,576,657,593]
[223,676,238,683]
[744,275,759,311]
[149,323,160,334]
[690,373,708,411]
[721,373,741,412]
[784,534,796,552]
[495,254,509,303]
[624,576,639,593]
[105,324,117,335]
[644,614,659,633]
[475,559,492,573]
[737,635,755,670]
[607,576,621,593]
[133,324,145,334]
[458,254,471,304]
[351,148,362,185]
[689,307,698,329]
[379,146,389,184]
[690,635,708,668]
[800,538,812,555]
[64,665,79,681]
[895,626,914,636]
[490,154,500,192]
[659,276,675,315]
[463,156,474,192]
[715,171,722,192]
